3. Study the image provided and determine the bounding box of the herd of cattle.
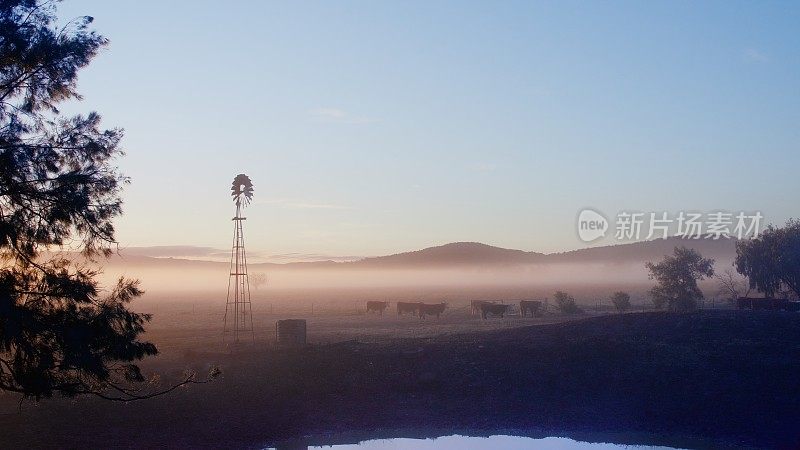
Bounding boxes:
[364,299,546,319]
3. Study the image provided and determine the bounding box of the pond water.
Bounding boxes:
[285,435,684,449]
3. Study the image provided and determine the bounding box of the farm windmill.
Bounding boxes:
[224,174,255,343]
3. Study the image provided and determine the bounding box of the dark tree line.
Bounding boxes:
[646,219,800,312]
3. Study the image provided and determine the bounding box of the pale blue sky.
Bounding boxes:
[58,1,799,258]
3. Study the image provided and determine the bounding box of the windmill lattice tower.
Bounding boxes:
[224,174,255,343]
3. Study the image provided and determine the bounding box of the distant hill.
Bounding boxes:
[351,242,545,267]
[545,237,737,265]
[98,238,738,270]
[347,238,736,268]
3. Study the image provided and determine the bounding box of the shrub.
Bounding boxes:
[554,291,582,314]
[611,291,631,313]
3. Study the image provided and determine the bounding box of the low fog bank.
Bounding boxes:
[97,258,735,309]
[79,239,738,308]
[101,262,651,292]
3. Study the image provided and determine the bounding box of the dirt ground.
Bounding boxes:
[1,304,799,449]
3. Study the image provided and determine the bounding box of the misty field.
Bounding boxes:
[109,292,618,371]
[2,296,800,449]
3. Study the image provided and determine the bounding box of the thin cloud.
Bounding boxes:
[121,245,265,260]
[468,162,498,173]
[268,252,363,263]
[122,245,223,258]
[257,198,353,210]
[742,47,769,63]
[309,107,376,124]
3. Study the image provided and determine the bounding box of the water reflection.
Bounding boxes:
[272,435,683,449]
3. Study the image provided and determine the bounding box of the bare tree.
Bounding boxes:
[715,268,751,303]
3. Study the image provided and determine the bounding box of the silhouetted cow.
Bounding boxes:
[480,302,510,319]
[418,302,446,319]
[366,301,388,315]
[397,301,421,316]
[520,300,543,317]
[471,300,492,316]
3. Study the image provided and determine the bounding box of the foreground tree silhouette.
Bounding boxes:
[646,247,714,312]
[0,0,215,401]
[735,219,800,299]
